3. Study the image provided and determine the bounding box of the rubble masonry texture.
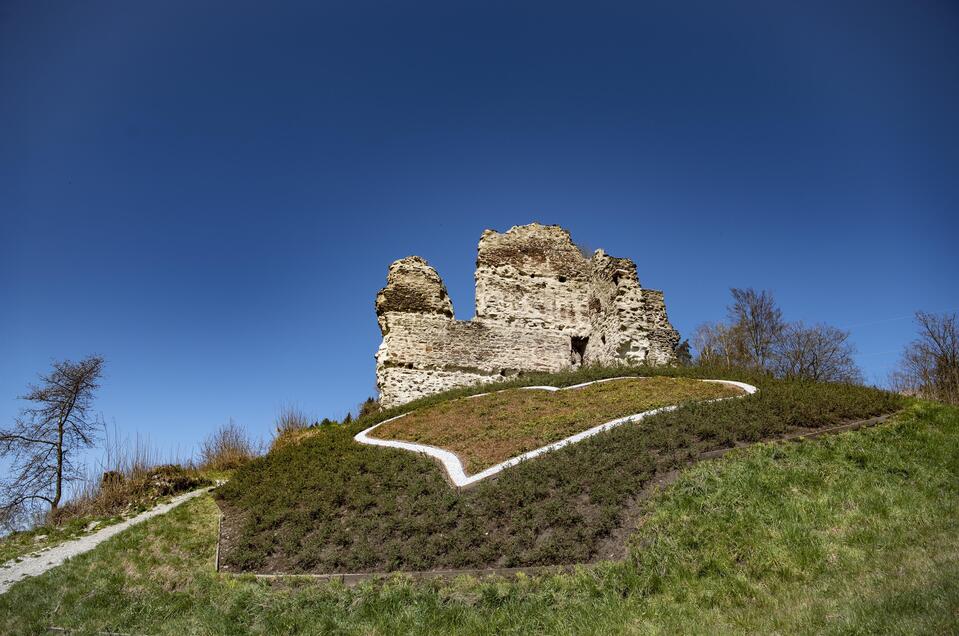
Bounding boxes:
[374,223,680,407]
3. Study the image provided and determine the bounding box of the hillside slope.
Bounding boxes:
[1,401,955,634]
[215,366,902,574]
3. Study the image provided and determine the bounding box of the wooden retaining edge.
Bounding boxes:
[214,510,222,573]
[48,627,140,636]
[245,564,578,586]
[216,411,900,586]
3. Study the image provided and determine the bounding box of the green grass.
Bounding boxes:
[216,366,902,574]
[374,376,742,473]
[1,401,956,635]
[0,465,213,566]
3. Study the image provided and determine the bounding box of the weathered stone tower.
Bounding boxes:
[374,223,680,407]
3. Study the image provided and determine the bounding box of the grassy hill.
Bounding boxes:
[1,398,956,634]
[215,366,902,574]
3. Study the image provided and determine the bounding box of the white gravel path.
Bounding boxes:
[0,486,214,595]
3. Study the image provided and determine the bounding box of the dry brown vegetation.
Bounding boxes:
[274,405,312,435]
[49,424,209,525]
[270,405,314,451]
[371,377,742,474]
[0,429,211,563]
[199,419,260,472]
[53,464,208,525]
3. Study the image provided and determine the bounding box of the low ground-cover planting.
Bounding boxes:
[371,376,743,474]
[1,402,956,635]
[215,366,903,574]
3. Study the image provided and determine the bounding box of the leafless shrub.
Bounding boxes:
[275,405,312,435]
[772,322,861,383]
[270,405,316,451]
[891,311,959,404]
[200,419,259,471]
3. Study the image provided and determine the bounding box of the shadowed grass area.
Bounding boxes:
[0,402,955,635]
[216,366,902,574]
[372,376,742,474]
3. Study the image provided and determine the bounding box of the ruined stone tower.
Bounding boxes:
[374,223,680,407]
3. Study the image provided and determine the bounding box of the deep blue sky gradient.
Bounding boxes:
[2,1,957,459]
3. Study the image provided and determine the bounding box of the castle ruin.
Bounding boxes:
[374,223,680,407]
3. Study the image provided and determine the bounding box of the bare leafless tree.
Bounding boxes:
[693,321,744,367]
[772,322,862,383]
[0,355,104,526]
[727,288,784,369]
[693,289,863,384]
[891,312,959,404]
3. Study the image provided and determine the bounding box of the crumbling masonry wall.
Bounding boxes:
[375,224,680,407]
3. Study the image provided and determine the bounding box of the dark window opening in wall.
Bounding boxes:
[571,336,589,366]
[601,334,606,344]
[612,272,621,286]
[558,276,567,283]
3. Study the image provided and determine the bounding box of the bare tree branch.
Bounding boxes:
[0,355,105,525]
[727,288,784,370]
[693,289,862,383]
[892,312,959,404]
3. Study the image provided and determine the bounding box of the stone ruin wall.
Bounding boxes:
[375,224,680,408]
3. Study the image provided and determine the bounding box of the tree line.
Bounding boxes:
[688,288,861,382]
[686,288,957,403]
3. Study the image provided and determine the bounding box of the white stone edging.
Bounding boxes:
[354,377,758,488]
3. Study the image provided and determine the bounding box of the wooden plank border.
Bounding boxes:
[248,564,579,586]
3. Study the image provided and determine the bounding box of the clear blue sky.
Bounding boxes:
[2,1,956,459]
